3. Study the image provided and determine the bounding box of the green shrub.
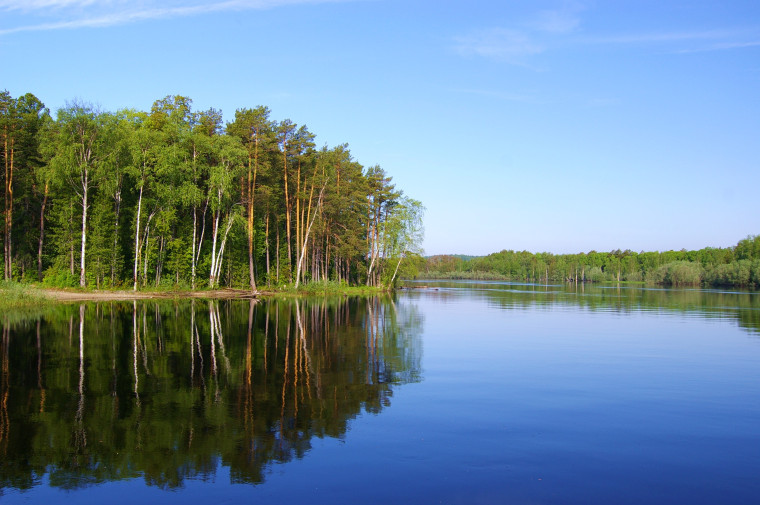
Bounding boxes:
[648,261,703,286]
[42,267,79,288]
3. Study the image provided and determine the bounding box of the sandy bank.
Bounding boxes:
[39,288,260,302]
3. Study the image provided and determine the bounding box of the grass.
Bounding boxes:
[0,281,53,309]
[268,280,389,297]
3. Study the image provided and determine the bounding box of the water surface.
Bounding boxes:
[1,282,759,504]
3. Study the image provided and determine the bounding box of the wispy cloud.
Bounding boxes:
[453,4,584,65]
[529,6,582,35]
[0,0,103,9]
[454,28,544,63]
[586,28,760,54]
[0,0,346,35]
[589,29,741,45]
[454,3,759,65]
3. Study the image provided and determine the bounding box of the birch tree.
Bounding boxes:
[208,135,245,288]
[51,102,112,287]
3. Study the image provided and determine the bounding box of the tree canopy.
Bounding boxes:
[0,91,424,290]
[422,235,760,289]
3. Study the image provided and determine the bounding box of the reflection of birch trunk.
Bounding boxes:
[190,300,195,379]
[280,310,291,436]
[133,301,139,403]
[192,301,205,391]
[366,298,381,384]
[210,301,231,374]
[246,300,254,387]
[110,304,117,416]
[1,321,9,454]
[75,304,87,449]
[37,319,45,412]
[141,305,149,375]
[295,300,313,399]
[264,302,269,376]
[209,302,217,379]
[245,299,255,437]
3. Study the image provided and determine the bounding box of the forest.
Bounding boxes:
[0,91,424,291]
[422,235,760,289]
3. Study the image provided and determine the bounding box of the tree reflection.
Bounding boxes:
[0,296,422,491]
[406,281,760,334]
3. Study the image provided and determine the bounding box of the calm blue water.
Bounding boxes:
[2,282,759,504]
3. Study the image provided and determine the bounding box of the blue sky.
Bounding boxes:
[1,0,758,255]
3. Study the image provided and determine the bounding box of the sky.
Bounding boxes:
[1,0,758,256]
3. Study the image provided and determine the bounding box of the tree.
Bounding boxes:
[51,102,114,287]
[208,135,245,288]
[385,197,425,286]
[0,91,47,280]
[277,119,297,280]
[365,165,400,286]
[227,106,275,291]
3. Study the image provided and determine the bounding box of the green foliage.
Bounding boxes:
[42,266,79,288]
[421,236,759,289]
[0,90,423,291]
[735,235,760,261]
[647,261,703,286]
[705,259,758,287]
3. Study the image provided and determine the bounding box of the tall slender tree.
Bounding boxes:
[51,102,113,287]
[227,106,274,291]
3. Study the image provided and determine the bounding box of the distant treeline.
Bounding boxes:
[421,235,760,288]
[0,91,424,290]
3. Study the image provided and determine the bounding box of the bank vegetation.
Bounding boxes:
[0,91,424,293]
[421,235,760,289]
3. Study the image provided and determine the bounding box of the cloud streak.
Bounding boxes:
[453,5,583,65]
[454,28,544,63]
[0,0,346,35]
[584,28,760,54]
[456,22,760,65]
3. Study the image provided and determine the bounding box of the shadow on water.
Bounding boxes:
[404,280,760,335]
[0,296,423,492]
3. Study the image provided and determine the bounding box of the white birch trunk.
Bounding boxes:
[133,184,143,291]
[210,208,220,288]
[390,253,404,286]
[295,185,325,289]
[79,169,89,287]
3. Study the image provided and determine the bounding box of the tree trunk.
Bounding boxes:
[133,184,143,291]
[295,185,325,289]
[209,203,220,288]
[265,209,271,287]
[211,214,234,286]
[390,254,404,286]
[247,146,258,292]
[276,219,280,284]
[79,170,89,287]
[37,181,48,281]
[191,206,197,290]
[4,136,14,280]
[111,180,122,285]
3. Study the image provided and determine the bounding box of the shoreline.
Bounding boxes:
[37,287,261,302]
[0,282,393,308]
